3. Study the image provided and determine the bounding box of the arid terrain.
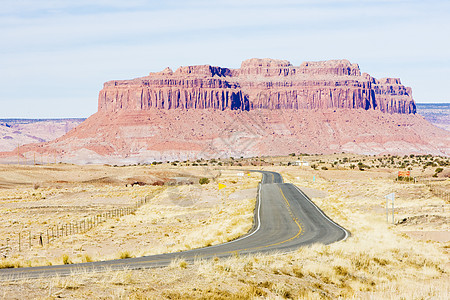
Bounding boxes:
[0,154,448,299]
[1,103,448,164]
[416,103,450,132]
[0,119,84,152]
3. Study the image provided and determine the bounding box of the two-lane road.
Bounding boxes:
[0,171,348,280]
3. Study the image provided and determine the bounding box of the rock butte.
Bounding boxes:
[99,58,416,114]
[1,58,449,164]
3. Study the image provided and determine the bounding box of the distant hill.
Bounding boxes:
[416,103,450,132]
[0,119,85,152]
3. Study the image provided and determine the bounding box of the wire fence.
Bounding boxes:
[1,195,152,257]
[397,177,450,202]
[420,179,450,203]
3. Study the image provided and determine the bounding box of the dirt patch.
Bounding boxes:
[403,231,450,243]
[397,215,449,227]
[297,186,328,199]
[229,188,258,201]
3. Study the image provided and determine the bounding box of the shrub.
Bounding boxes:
[435,167,444,174]
[82,254,93,263]
[62,254,72,265]
[199,178,210,185]
[119,251,132,259]
[179,260,188,269]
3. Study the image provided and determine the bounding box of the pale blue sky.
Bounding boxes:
[1,0,449,118]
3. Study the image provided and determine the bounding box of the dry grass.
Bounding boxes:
[61,254,72,265]
[0,156,448,299]
[118,251,133,259]
[0,163,260,267]
[2,241,447,299]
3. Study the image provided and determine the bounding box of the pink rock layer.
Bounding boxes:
[3,108,448,165]
[1,58,448,164]
[98,58,416,115]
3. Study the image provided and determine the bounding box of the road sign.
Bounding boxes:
[385,192,395,200]
[398,171,410,177]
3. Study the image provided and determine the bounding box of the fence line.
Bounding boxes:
[1,195,152,257]
[399,178,450,202]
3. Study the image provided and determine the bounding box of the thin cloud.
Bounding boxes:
[0,0,449,117]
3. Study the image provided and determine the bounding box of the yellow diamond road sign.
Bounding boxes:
[218,183,227,190]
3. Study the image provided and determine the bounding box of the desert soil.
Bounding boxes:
[0,154,449,299]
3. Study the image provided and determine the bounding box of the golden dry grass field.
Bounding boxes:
[0,154,449,299]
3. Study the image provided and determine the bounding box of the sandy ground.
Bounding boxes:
[0,164,260,266]
[0,154,449,299]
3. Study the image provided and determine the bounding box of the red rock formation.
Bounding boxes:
[4,107,448,165]
[1,58,448,164]
[98,58,416,114]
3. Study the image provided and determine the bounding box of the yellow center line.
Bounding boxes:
[227,186,303,253]
[102,187,302,263]
[8,184,305,274]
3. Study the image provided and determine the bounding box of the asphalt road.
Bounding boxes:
[0,170,349,280]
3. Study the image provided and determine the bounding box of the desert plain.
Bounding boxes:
[0,154,448,299]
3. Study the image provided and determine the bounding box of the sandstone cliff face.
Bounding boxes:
[4,58,445,165]
[98,58,416,114]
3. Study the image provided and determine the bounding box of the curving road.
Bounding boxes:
[0,170,348,280]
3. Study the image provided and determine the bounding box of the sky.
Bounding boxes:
[1,0,449,118]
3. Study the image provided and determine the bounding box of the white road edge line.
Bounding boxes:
[205,173,263,249]
[292,184,349,241]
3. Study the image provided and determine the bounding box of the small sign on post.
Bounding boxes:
[218,183,227,204]
[237,172,244,182]
[397,171,410,181]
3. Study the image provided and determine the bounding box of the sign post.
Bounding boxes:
[385,192,395,224]
[392,196,395,224]
[218,183,227,204]
[237,172,244,183]
[397,170,410,181]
